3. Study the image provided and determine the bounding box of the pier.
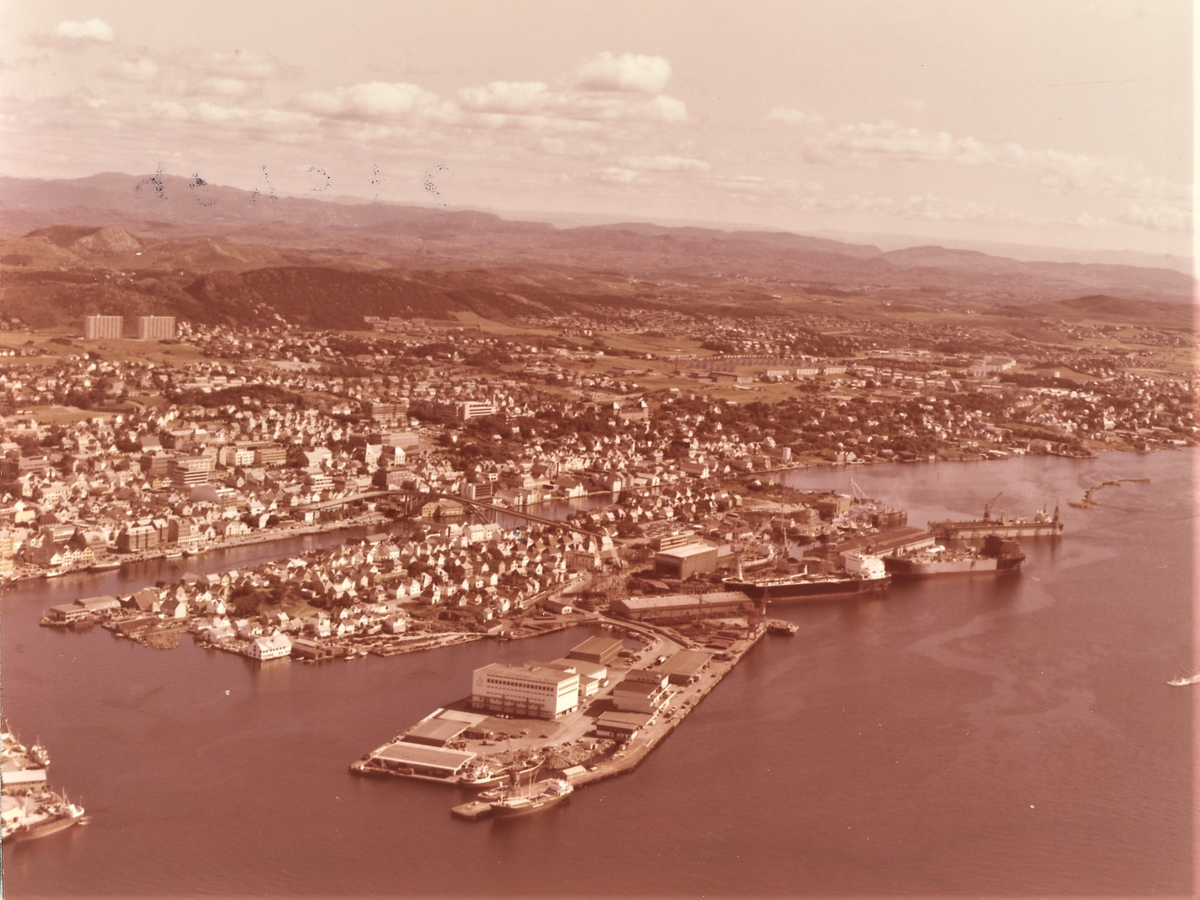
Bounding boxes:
[350,614,767,817]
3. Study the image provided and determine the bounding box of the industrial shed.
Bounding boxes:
[654,542,719,578]
[373,743,476,779]
[658,649,714,684]
[402,717,470,747]
[612,591,753,622]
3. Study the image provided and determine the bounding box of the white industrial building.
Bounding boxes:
[470,663,579,719]
[245,633,292,661]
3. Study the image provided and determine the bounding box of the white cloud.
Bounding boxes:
[766,108,826,127]
[597,166,639,184]
[183,48,279,81]
[621,155,709,172]
[54,18,115,43]
[197,77,249,98]
[295,82,457,123]
[770,112,1189,204]
[1120,203,1192,232]
[112,58,159,83]
[459,81,551,115]
[456,80,686,126]
[577,52,672,93]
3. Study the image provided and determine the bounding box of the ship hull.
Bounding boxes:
[490,792,569,818]
[10,807,85,843]
[883,556,1022,577]
[723,575,890,602]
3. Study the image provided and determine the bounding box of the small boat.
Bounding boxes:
[490,778,573,819]
[29,742,50,768]
[163,549,183,560]
[1168,673,1200,687]
[88,560,121,572]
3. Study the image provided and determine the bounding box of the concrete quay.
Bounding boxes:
[350,614,766,818]
[562,625,763,793]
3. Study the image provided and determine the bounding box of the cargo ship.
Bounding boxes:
[723,552,890,601]
[883,534,1025,578]
[930,495,1063,540]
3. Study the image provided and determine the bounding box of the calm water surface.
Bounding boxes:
[1,452,1193,897]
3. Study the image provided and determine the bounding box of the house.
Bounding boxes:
[244,632,292,661]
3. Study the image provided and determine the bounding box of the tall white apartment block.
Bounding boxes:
[83,315,123,340]
[137,316,176,341]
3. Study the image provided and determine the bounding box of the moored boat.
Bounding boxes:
[490,778,573,819]
[884,534,1024,577]
[11,800,86,842]
[723,552,890,602]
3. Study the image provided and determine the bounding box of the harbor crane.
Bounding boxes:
[983,491,1003,522]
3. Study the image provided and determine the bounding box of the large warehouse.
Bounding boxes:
[612,591,754,622]
[653,542,720,579]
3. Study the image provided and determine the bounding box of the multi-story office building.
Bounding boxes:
[83,315,123,340]
[456,400,498,420]
[169,456,214,487]
[136,316,176,341]
[470,663,580,719]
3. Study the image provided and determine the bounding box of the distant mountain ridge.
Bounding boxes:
[0,173,1195,332]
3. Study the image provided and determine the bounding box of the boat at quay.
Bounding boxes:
[723,551,890,601]
[6,797,86,843]
[490,778,573,819]
[883,534,1025,577]
[458,759,542,790]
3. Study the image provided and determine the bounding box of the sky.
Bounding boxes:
[0,1,1193,257]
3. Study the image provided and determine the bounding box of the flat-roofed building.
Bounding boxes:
[117,522,159,553]
[252,445,287,467]
[366,401,409,426]
[83,315,123,340]
[612,676,670,714]
[658,649,714,685]
[46,603,92,623]
[402,717,470,747]
[567,635,623,667]
[654,542,719,578]
[594,709,651,741]
[470,663,579,719]
[535,659,605,702]
[457,400,498,420]
[612,591,754,622]
[170,455,214,486]
[372,743,476,779]
[136,316,176,341]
